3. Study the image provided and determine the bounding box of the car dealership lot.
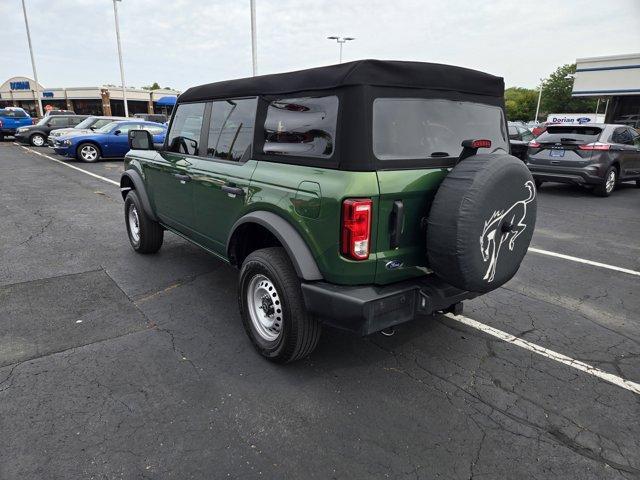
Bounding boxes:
[1,143,639,479]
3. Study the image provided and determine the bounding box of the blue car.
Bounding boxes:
[52,120,167,162]
[0,107,32,140]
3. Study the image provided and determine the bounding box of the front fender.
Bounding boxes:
[120,169,157,221]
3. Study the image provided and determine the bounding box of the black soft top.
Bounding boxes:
[178,59,504,103]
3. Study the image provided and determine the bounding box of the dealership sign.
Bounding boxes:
[10,80,31,90]
[547,113,605,124]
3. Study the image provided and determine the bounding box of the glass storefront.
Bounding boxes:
[608,96,640,129]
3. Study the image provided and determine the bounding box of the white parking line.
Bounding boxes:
[445,313,640,396]
[18,145,119,186]
[528,247,640,277]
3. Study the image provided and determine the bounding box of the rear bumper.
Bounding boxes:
[301,276,476,335]
[527,164,605,185]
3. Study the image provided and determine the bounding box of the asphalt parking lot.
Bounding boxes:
[1,142,639,479]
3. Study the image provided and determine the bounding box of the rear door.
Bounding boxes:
[145,102,206,234]
[372,97,508,284]
[611,127,640,177]
[189,98,258,254]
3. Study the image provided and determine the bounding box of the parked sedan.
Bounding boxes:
[52,120,167,162]
[47,116,126,146]
[526,124,640,196]
[15,114,88,146]
[508,122,535,160]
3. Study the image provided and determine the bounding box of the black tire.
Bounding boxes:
[30,133,46,147]
[239,247,321,363]
[635,179,640,188]
[0,134,4,142]
[76,142,101,162]
[593,166,617,197]
[124,190,163,253]
[427,154,537,293]
[534,178,544,189]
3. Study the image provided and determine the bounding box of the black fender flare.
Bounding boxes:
[227,211,323,281]
[120,169,158,221]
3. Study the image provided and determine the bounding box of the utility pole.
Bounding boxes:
[327,36,355,64]
[250,0,257,76]
[534,82,543,123]
[21,0,43,117]
[112,0,128,117]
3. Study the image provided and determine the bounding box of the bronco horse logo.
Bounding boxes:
[480,180,536,282]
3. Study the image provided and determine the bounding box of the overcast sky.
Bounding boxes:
[1,0,639,92]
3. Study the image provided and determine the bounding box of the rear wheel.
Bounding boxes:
[124,190,163,253]
[30,133,45,147]
[594,167,617,197]
[77,142,100,162]
[239,247,321,363]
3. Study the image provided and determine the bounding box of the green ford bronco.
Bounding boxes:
[121,60,537,362]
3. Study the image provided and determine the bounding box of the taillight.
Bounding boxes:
[528,140,541,148]
[341,198,372,260]
[579,142,610,151]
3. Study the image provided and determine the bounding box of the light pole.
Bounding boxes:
[534,81,544,123]
[21,0,43,117]
[250,0,258,76]
[327,36,355,64]
[112,0,128,117]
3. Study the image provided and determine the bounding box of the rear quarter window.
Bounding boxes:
[263,96,338,158]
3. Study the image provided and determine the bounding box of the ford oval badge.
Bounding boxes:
[385,260,404,270]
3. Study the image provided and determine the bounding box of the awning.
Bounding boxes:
[156,96,177,106]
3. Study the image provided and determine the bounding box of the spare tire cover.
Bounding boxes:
[426,154,537,293]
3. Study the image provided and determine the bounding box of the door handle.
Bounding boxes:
[173,173,191,182]
[222,185,245,196]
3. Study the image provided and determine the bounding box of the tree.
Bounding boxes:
[505,87,538,121]
[540,64,597,115]
[143,82,162,90]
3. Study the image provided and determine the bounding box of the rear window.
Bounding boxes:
[0,109,28,118]
[263,96,338,158]
[538,125,602,143]
[373,98,508,160]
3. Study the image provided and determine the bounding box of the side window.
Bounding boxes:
[612,127,633,145]
[520,128,535,142]
[206,98,257,161]
[116,123,140,134]
[142,125,165,135]
[508,126,518,139]
[167,102,205,155]
[263,96,338,158]
[49,117,68,127]
[626,128,640,147]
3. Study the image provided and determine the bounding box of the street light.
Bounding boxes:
[250,0,258,76]
[112,0,128,117]
[20,0,43,117]
[327,36,355,64]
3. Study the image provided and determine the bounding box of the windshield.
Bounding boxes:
[373,98,508,159]
[0,109,28,118]
[73,117,96,129]
[96,121,119,133]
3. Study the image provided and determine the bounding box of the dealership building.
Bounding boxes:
[572,52,640,127]
[0,76,179,117]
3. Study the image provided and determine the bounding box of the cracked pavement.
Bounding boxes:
[0,143,639,479]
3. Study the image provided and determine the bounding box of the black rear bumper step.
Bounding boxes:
[301,276,477,336]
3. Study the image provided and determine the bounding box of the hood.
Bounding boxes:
[58,131,103,141]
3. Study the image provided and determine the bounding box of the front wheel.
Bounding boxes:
[239,247,321,363]
[124,190,163,253]
[594,167,617,197]
[30,133,46,147]
[77,142,100,162]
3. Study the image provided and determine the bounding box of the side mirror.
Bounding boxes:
[129,129,154,151]
[113,129,122,136]
[46,122,52,127]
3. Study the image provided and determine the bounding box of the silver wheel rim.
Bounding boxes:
[128,205,140,243]
[81,145,97,161]
[246,274,283,342]
[605,170,616,193]
[32,135,44,146]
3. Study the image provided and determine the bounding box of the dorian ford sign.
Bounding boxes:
[547,113,605,124]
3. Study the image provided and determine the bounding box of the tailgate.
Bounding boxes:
[374,168,447,284]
